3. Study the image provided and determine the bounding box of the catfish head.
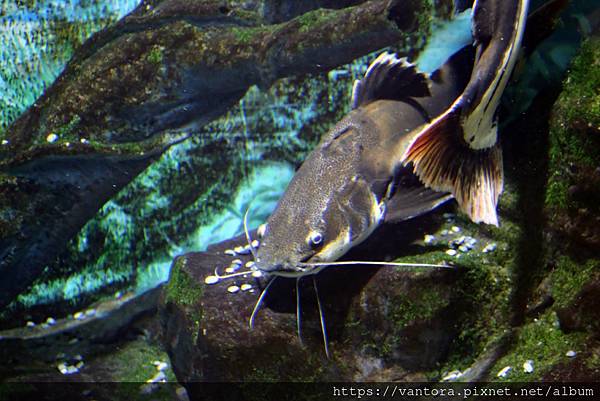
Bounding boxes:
[254,120,388,277]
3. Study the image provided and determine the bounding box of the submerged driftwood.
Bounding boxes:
[0,0,434,309]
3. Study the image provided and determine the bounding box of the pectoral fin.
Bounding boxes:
[384,184,453,223]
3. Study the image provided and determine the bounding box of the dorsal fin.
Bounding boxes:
[351,52,431,109]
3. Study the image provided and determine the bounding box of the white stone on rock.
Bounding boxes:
[227,285,240,293]
[497,366,511,378]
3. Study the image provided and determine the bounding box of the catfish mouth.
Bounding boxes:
[257,254,327,278]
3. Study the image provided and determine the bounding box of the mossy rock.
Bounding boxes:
[479,37,600,383]
[546,37,600,251]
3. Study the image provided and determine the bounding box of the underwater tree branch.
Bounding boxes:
[0,0,433,308]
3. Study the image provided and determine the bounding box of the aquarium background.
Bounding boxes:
[0,0,476,318]
[0,0,599,394]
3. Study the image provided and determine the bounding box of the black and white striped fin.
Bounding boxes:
[402,108,503,226]
[351,52,431,109]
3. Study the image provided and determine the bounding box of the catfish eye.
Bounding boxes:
[308,231,323,247]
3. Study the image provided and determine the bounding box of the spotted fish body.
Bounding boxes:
[255,49,474,277]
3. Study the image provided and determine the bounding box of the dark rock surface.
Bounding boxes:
[0,0,435,310]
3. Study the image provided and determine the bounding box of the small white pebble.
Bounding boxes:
[440,230,449,236]
[566,350,577,358]
[227,285,240,294]
[240,284,252,291]
[155,362,168,371]
[225,267,236,273]
[251,271,262,278]
[523,360,534,373]
[451,226,461,233]
[66,366,79,374]
[245,261,255,268]
[114,291,122,299]
[251,239,260,248]
[224,249,236,256]
[46,133,58,143]
[176,387,189,400]
[64,142,71,147]
[46,317,56,326]
[84,309,96,317]
[257,224,266,238]
[233,245,245,254]
[445,249,458,256]
[1,139,8,145]
[204,276,219,285]
[231,259,243,266]
[441,370,462,381]
[497,366,512,378]
[80,138,88,144]
[57,362,67,374]
[73,311,84,320]
[458,245,469,253]
[424,234,435,244]
[26,321,36,328]
[146,371,167,383]
[483,243,497,253]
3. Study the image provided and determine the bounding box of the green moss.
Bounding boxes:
[546,37,600,209]
[109,339,176,383]
[388,282,450,328]
[491,311,587,381]
[146,46,164,65]
[297,9,337,34]
[53,115,81,138]
[91,339,179,400]
[164,257,203,343]
[554,38,600,132]
[550,256,596,308]
[165,257,203,308]
[242,350,328,384]
[229,26,264,44]
[545,179,569,210]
